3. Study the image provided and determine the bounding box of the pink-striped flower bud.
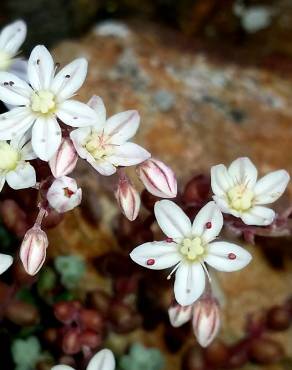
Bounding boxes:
[168,303,193,328]
[192,296,221,347]
[49,138,78,178]
[115,175,141,221]
[47,176,82,213]
[136,158,177,198]
[20,226,48,276]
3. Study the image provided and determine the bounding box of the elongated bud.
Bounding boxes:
[115,174,141,221]
[168,303,193,328]
[136,158,177,198]
[47,176,82,213]
[49,138,78,178]
[20,225,48,276]
[192,296,221,347]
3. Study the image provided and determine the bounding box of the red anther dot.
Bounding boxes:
[146,258,155,266]
[64,187,75,198]
[206,222,212,229]
[166,237,173,243]
[228,253,236,260]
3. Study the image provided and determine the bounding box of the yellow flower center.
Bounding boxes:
[31,90,56,115]
[180,237,205,261]
[0,142,20,171]
[85,131,113,161]
[0,50,12,71]
[227,184,254,212]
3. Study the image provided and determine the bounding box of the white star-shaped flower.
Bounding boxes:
[0,132,36,192]
[52,349,115,370]
[0,253,13,274]
[130,200,252,306]
[211,157,290,226]
[70,95,150,176]
[0,45,98,161]
[0,20,26,72]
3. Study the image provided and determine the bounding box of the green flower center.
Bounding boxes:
[0,50,12,71]
[227,184,254,212]
[179,237,205,261]
[85,131,113,161]
[31,90,56,115]
[0,142,20,171]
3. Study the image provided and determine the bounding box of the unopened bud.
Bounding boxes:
[115,175,140,221]
[192,297,221,347]
[20,226,48,276]
[49,138,78,178]
[0,253,13,275]
[136,158,177,198]
[47,176,82,213]
[168,303,193,328]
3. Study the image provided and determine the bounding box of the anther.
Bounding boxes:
[228,253,236,260]
[166,237,173,243]
[146,258,155,266]
[65,74,71,78]
[206,222,212,229]
[36,59,40,65]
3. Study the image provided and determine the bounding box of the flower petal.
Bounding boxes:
[105,110,140,145]
[211,164,233,196]
[10,59,28,81]
[87,95,106,127]
[87,349,115,370]
[241,206,275,226]
[57,100,98,127]
[212,195,240,217]
[192,201,223,243]
[0,176,5,192]
[107,142,150,167]
[0,71,32,105]
[174,263,205,306]
[130,241,181,270]
[27,45,54,90]
[0,107,35,140]
[254,170,290,205]
[52,58,88,101]
[87,157,117,176]
[154,200,192,239]
[0,20,26,55]
[31,116,61,161]
[51,366,74,370]
[228,157,258,188]
[205,242,252,272]
[6,162,36,189]
[70,127,91,157]
[0,253,13,274]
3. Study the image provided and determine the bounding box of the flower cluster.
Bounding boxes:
[0,20,290,354]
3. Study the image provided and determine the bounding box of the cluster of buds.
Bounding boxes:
[168,294,221,347]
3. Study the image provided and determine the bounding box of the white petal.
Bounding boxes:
[0,20,26,55]
[205,242,252,272]
[10,59,28,81]
[107,142,150,167]
[27,45,54,90]
[174,263,205,306]
[0,71,32,105]
[212,195,238,216]
[0,176,5,192]
[0,107,35,140]
[105,110,140,145]
[51,366,74,370]
[228,157,258,188]
[70,126,91,157]
[211,164,233,196]
[154,200,192,239]
[31,117,61,161]
[57,100,98,127]
[6,162,36,189]
[52,58,87,101]
[87,349,115,370]
[0,253,13,274]
[87,157,117,176]
[254,170,290,205]
[130,241,181,270]
[87,95,106,127]
[241,206,275,226]
[192,201,223,243]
